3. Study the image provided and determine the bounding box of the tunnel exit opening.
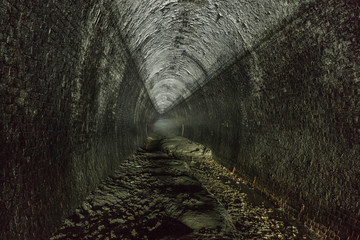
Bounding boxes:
[149,117,184,138]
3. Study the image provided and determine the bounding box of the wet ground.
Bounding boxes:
[50,136,317,240]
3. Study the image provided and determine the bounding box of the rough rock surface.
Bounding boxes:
[160,136,212,160]
[51,137,316,239]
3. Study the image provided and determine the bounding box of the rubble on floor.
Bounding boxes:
[50,137,317,240]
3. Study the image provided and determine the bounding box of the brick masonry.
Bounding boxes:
[167,0,360,239]
[0,0,156,239]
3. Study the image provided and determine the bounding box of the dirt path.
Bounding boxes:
[50,137,316,240]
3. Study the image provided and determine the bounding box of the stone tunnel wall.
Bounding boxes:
[167,0,360,238]
[0,0,156,239]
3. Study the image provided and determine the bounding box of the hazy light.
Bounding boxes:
[151,118,181,137]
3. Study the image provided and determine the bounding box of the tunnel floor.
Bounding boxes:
[50,137,316,240]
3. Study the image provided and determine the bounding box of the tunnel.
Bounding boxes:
[0,0,359,239]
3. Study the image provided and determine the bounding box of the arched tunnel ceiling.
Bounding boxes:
[117,0,307,113]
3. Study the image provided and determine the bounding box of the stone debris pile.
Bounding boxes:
[51,137,316,239]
